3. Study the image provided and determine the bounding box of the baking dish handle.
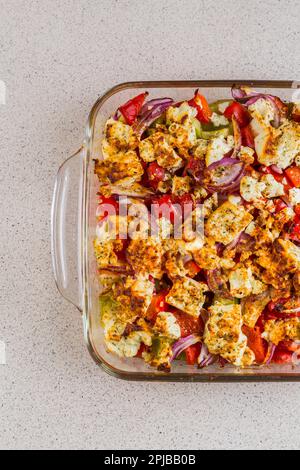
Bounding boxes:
[51,147,85,312]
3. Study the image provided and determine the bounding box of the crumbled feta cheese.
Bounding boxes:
[261,174,285,198]
[210,112,229,127]
[289,187,300,206]
[205,136,234,167]
[240,176,266,202]
[228,195,242,206]
[194,139,208,158]
[238,146,255,164]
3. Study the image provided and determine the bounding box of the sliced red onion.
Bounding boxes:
[183,254,193,264]
[185,158,206,184]
[264,343,276,365]
[171,334,201,361]
[235,232,254,253]
[134,98,174,136]
[198,343,217,368]
[204,156,245,193]
[200,308,209,325]
[103,265,133,274]
[231,84,258,101]
[219,356,228,368]
[113,109,121,121]
[225,232,243,251]
[206,269,232,299]
[139,97,173,116]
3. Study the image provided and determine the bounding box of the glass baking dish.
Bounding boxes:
[51,80,300,382]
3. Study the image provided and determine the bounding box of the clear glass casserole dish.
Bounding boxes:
[51,80,300,381]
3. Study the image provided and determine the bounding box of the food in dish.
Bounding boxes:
[93,86,300,371]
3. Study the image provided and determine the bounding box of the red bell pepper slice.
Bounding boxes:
[288,214,300,242]
[176,193,194,218]
[188,89,212,124]
[185,343,201,365]
[224,101,250,128]
[294,204,300,216]
[152,194,180,224]
[184,260,201,278]
[97,195,119,222]
[285,166,300,188]
[274,198,287,213]
[119,92,148,125]
[135,343,148,358]
[242,325,268,364]
[146,291,169,323]
[241,124,255,149]
[172,310,203,337]
[292,110,300,123]
[272,348,293,364]
[262,166,292,192]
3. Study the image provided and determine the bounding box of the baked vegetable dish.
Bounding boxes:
[93,85,300,371]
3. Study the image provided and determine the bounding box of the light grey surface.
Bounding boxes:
[0,0,299,450]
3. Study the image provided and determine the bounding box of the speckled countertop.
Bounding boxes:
[0,0,299,450]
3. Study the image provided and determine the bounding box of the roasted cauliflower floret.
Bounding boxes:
[139,137,156,163]
[156,146,183,172]
[205,201,253,245]
[172,175,192,196]
[273,238,300,274]
[166,277,207,317]
[262,318,300,345]
[164,249,188,279]
[193,242,220,270]
[94,238,124,269]
[105,118,138,150]
[112,276,155,322]
[127,238,163,279]
[95,150,144,185]
[169,122,197,149]
[204,302,251,366]
[242,291,271,328]
[144,337,173,372]
[105,321,152,358]
[166,102,197,125]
